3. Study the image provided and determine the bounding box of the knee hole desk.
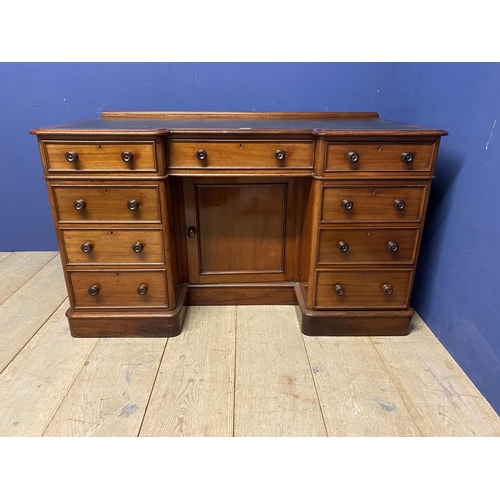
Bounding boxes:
[31,112,447,337]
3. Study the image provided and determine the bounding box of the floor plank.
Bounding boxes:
[372,316,500,436]
[0,251,57,305]
[44,337,166,437]
[303,335,421,436]
[0,252,12,263]
[234,306,326,437]
[1,253,499,438]
[140,306,236,437]
[0,255,67,373]
[0,300,98,437]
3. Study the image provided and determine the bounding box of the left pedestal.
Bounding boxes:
[38,135,185,338]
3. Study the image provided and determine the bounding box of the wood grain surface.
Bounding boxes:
[52,185,161,223]
[1,257,499,438]
[0,255,67,372]
[317,228,418,265]
[321,185,427,223]
[0,300,98,436]
[44,336,166,437]
[234,306,326,437]
[325,141,434,173]
[169,140,313,169]
[61,228,164,265]
[44,141,157,173]
[0,251,56,304]
[139,306,236,437]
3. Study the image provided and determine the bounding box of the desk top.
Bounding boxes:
[30,112,448,137]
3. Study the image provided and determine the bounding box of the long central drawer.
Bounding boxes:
[168,140,314,170]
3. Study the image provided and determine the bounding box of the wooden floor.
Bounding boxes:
[1,251,499,437]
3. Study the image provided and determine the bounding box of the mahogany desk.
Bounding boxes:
[31,112,447,337]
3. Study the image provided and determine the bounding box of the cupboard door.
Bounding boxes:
[183,178,298,284]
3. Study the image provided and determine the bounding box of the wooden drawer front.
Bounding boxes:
[168,140,314,170]
[321,185,426,223]
[317,228,419,265]
[61,229,164,265]
[325,142,434,173]
[45,141,157,173]
[315,270,413,310]
[53,186,161,223]
[69,270,167,308]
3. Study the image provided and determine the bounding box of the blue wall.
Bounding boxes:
[404,63,500,416]
[1,62,408,251]
[1,62,499,416]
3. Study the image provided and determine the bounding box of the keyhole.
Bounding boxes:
[239,144,242,149]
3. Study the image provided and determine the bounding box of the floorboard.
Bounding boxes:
[140,306,236,437]
[0,255,67,373]
[0,251,57,305]
[234,306,326,437]
[1,252,500,437]
[372,321,500,436]
[44,337,166,437]
[303,335,421,436]
[0,252,13,263]
[0,300,98,437]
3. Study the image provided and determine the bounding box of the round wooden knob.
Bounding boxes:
[196,149,207,161]
[387,241,399,252]
[274,149,286,161]
[81,242,93,253]
[338,241,349,252]
[127,200,139,211]
[347,151,359,163]
[73,199,86,211]
[88,285,100,296]
[65,151,79,162]
[334,284,345,296]
[132,241,144,253]
[401,152,414,164]
[121,151,134,163]
[382,284,393,295]
[342,199,354,211]
[187,226,196,238]
[137,284,148,296]
[394,199,406,211]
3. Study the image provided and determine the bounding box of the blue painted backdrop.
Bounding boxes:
[1,62,499,416]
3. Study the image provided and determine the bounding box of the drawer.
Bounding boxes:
[61,229,165,265]
[317,228,419,265]
[321,185,427,223]
[325,142,434,173]
[314,270,413,310]
[52,185,161,223]
[168,140,314,170]
[44,141,158,173]
[69,270,168,308]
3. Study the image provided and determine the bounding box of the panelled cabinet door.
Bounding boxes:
[182,178,299,284]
